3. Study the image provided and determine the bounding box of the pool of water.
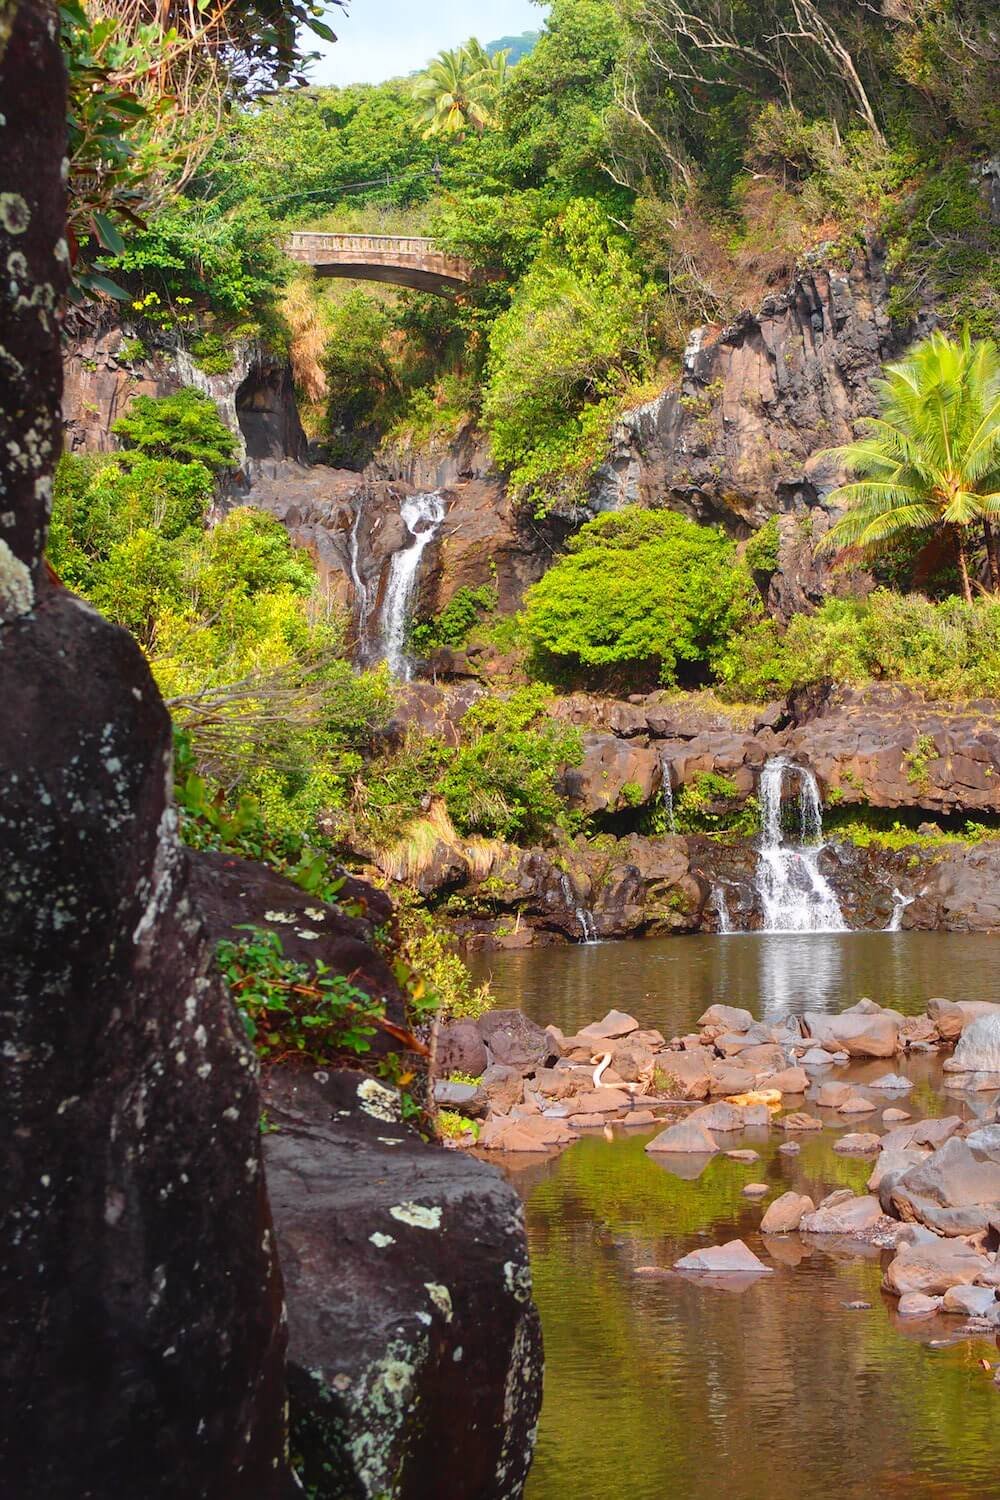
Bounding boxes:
[469,933,1000,1500]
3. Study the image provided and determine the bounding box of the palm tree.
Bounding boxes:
[413,39,508,140]
[816,330,1000,602]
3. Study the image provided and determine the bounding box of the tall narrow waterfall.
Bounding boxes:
[379,492,445,679]
[659,754,676,834]
[754,756,848,933]
[348,494,371,657]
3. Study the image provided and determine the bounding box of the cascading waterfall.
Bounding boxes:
[379,491,445,679]
[754,756,848,933]
[709,885,733,935]
[557,872,599,944]
[659,753,676,834]
[885,888,915,932]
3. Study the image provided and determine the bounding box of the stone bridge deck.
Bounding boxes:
[283,232,474,295]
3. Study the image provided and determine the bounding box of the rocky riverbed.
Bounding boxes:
[433,996,1000,1351]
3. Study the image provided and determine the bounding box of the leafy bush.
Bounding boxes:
[439,687,582,840]
[112,388,238,470]
[217,926,385,1063]
[675,773,758,835]
[391,890,492,1019]
[409,584,497,653]
[744,516,780,576]
[523,508,755,685]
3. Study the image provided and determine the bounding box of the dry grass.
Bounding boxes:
[281,275,329,403]
[376,798,497,885]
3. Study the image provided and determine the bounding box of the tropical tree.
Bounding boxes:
[413,39,508,138]
[817,330,1000,602]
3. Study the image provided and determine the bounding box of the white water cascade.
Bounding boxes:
[379,491,446,679]
[885,888,915,932]
[754,756,849,933]
[348,494,371,656]
[659,754,676,834]
[709,885,733,935]
[576,908,599,944]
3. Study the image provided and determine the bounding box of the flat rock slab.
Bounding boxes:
[765,1066,809,1093]
[800,1193,884,1235]
[263,1068,542,1500]
[898,1292,943,1319]
[674,1240,773,1274]
[869,1074,913,1091]
[579,1009,640,1040]
[883,1237,991,1297]
[837,1093,879,1114]
[942,1284,999,1317]
[781,1112,823,1132]
[834,1133,881,1154]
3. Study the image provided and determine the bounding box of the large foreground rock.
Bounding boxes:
[0,17,287,1492]
[263,1069,542,1499]
[946,1013,1000,1074]
[883,1237,991,1297]
[803,1000,900,1058]
[882,1136,1000,1236]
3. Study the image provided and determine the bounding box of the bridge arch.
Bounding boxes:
[284,232,474,296]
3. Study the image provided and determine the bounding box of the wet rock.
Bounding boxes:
[743,1183,770,1197]
[622,1108,657,1127]
[708,1062,756,1095]
[761,1192,815,1234]
[478,1115,575,1151]
[561,733,662,815]
[885,1136,1000,1237]
[478,1009,549,1073]
[869,1074,913,1091]
[645,1120,719,1154]
[883,1107,911,1123]
[698,1004,755,1034]
[799,1193,884,1234]
[655,1052,712,1100]
[838,1093,879,1114]
[263,1070,541,1497]
[778,1141,801,1155]
[674,1240,773,1274]
[434,1019,489,1079]
[883,1237,990,1297]
[726,1149,761,1163]
[946,1013,1000,1074]
[816,1081,853,1108]
[688,1102,747,1133]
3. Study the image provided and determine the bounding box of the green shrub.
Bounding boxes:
[409,584,497,653]
[111,387,238,470]
[744,516,780,576]
[523,507,755,685]
[675,772,758,835]
[392,891,493,1020]
[439,686,583,840]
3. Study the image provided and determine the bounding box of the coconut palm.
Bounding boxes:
[413,39,508,139]
[817,330,1000,601]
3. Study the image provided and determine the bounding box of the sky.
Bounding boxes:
[310,0,546,86]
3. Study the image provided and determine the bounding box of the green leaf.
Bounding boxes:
[93,212,125,256]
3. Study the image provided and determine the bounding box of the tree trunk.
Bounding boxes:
[955,527,974,603]
[984,520,1000,593]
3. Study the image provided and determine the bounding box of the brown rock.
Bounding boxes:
[816,1081,853,1108]
[674,1240,773,1274]
[479,1064,525,1115]
[897,1292,943,1318]
[765,1066,809,1094]
[478,1116,575,1151]
[742,1183,770,1197]
[708,1062,756,1095]
[837,1093,878,1115]
[726,1149,760,1162]
[761,1192,815,1234]
[688,1102,747,1133]
[645,1120,719,1154]
[834,1133,881,1155]
[698,1004,755,1034]
[781,1112,823,1132]
[800,1193,884,1234]
[883,1238,990,1297]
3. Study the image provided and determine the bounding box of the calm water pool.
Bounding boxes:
[469,933,1000,1500]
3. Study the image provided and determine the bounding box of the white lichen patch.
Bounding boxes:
[295,928,320,941]
[304,907,326,922]
[377,1136,404,1146]
[389,1201,442,1231]
[263,910,295,924]
[0,539,33,623]
[0,193,30,234]
[357,1077,401,1123]
[503,1260,533,1304]
[424,1283,453,1322]
[369,1231,395,1249]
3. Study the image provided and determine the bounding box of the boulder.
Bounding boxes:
[477,1009,549,1073]
[834,1133,881,1155]
[816,1081,853,1108]
[580,1009,640,1040]
[780,1112,823,1132]
[883,1107,911,1123]
[837,1093,878,1114]
[655,1051,712,1100]
[868,1073,913,1091]
[743,1183,769,1197]
[435,1019,488,1078]
[645,1120,719,1154]
[478,1115,575,1151]
[726,1149,761,1163]
[561,732,662,815]
[263,1070,542,1497]
[688,1102,747,1133]
[929,998,1000,1043]
[765,1066,809,1094]
[868,1147,928,1193]
[897,1293,943,1318]
[708,1062,757,1095]
[885,1136,1000,1236]
[434,1080,487,1116]
[799,1192,884,1234]
[941,1284,999,1317]
[609,1036,655,1082]
[478,1064,525,1115]
[946,1012,1000,1074]
[698,1004,754,1034]
[803,1002,900,1059]
[674,1240,773,1274]
[760,1192,815,1234]
[568,1087,631,1115]
[883,1237,990,1297]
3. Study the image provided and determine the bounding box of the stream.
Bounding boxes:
[469,932,1000,1500]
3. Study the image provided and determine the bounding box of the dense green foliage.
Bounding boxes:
[523,508,753,684]
[110,387,238,469]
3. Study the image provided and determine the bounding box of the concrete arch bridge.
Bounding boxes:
[284,232,474,295]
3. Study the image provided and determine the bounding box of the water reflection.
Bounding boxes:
[470,933,1000,1500]
[469,930,1000,1035]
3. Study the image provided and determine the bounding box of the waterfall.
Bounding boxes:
[379,491,445,679]
[576,908,599,944]
[348,493,371,657]
[659,754,676,834]
[754,756,848,934]
[885,888,915,932]
[709,885,733,935]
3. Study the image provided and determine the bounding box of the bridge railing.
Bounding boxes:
[285,232,441,257]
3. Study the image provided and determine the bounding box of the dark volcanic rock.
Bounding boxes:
[263,1069,542,1500]
[1,15,287,1494]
